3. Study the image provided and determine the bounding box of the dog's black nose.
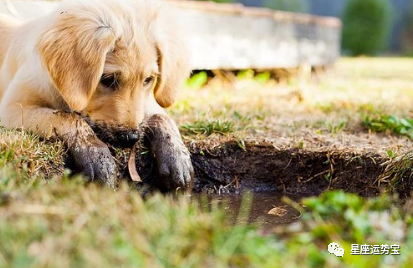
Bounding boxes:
[119,132,140,147]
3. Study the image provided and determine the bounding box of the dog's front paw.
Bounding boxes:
[151,137,194,191]
[145,114,194,191]
[70,138,118,188]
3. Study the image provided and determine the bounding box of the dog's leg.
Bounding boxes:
[142,96,193,190]
[142,113,194,191]
[0,105,118,188]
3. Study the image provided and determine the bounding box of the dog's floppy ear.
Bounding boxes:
[36,6,119,112]
[152,4,191,108]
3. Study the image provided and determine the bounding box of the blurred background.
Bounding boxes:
[1,0,410,70]
[194,0,413,56]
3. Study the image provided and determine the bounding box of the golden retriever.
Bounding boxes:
[0,0,194,189]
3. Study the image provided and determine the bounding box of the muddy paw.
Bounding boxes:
[145,114,194,191]
[70,137,118,188]
[152,137,194,191]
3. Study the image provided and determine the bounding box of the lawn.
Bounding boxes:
[1,57,413,267]
[176,57,413,154]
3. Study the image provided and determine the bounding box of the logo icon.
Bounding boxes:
[328,242,345,257]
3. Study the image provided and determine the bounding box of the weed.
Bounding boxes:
[296,140,306,149]
[316,102,334,113]
[254,71,271,84]
[186,71,208,89]
[364,115,413,139]
[233,110,252,124]
[236,139,246,151]
[181,120,235,136]
[313,120,347,135]
[327,120,347,134]
[236,69,254,80]
[386,149,398,160]
[378,150,413,188]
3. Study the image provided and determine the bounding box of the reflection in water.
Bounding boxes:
[194,192,302,231]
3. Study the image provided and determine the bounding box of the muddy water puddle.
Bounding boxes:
[195,192,302,231]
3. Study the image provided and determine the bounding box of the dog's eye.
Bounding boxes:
[100,74,119,90]
[143,76,154,86]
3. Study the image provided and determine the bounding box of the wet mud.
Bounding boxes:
[113,141,403,197]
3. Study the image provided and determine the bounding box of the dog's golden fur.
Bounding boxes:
[0,0,193,188]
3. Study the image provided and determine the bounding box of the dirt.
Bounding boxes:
[101,138,413,230]
[106,139,413,198]
[189,141,387,196]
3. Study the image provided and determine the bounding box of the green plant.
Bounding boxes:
[254,71,271,84]
[379,150,413,188]
[326,120,347,134]
[186,71,208,89]
[264,0,308,13]
[236,69,254,80]
[181,120,235,136]
[386,149,397,160]
[364,115,413,139]
[342,0,393,55]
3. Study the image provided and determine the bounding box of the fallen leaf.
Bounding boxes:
[128,144,142,182]
[267,206,287,217]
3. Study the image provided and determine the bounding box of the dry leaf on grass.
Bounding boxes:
[128,144,142,182]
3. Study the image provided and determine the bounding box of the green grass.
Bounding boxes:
[364,115,413,139]
[0,127,65,192]
[172,58,413,153]
[181,120,235,136]
[2,178,413,267]
[1,180,273,268]
[186,72,208,89]
[1,131,413,267]
[378,150,413,189]
[286,191,413,267]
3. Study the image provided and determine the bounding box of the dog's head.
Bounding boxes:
[36,0,190,144]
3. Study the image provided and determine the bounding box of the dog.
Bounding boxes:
[0,0,194,189]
